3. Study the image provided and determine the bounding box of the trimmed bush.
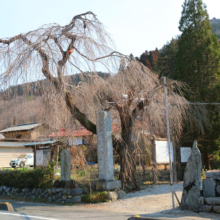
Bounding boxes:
[82,191,108,203]
[0,167,54,189]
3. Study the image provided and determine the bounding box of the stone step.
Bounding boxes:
[205,170,220,180]
[213,206,220,213]
[193,205,212,212]
[205,197,220,205]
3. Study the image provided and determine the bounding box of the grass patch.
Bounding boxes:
[82,191,108,203]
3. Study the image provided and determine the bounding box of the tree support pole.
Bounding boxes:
[164,76,175,209]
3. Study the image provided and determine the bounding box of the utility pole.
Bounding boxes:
[164,76,175,209]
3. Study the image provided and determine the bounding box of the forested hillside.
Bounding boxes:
[1,72,109,100]
[0,72,109,130]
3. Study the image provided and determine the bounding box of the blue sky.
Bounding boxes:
[0,0,219,58]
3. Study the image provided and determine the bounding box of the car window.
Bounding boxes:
[27,155,32,158]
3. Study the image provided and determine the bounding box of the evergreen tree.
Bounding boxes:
[175,0,220,169]
[176,0,220,102]
[157,38,179,78]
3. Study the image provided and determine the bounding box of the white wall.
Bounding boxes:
[69,137,83,146]
[0,147,32,167]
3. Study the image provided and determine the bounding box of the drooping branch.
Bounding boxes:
[0,34,23,45]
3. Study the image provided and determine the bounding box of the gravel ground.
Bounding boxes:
[84,183,220,219]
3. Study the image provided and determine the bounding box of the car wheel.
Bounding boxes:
[20,162,25,168]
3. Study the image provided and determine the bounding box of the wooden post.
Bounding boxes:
[56,146,59,168]
[34,145,36,169]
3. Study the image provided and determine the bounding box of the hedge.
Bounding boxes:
[0,167,54,189]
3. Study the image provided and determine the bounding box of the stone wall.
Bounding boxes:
[0,185,85,204]
[195,170,220,213]
[0,184,126,204]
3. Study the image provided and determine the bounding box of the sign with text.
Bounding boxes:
[180,147,191,163]
[36,149,51,166]
[155,141,173,164]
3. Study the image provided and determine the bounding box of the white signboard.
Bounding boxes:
[36,150,43,166]
[180,147,191,163]
[155,141,173,164]
[36,149,51,166]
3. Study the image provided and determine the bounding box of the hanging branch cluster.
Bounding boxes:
[0,11,127,133]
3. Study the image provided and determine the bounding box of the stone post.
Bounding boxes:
[181,141,202,211]
[95,111,121,190]
[61,150,70,182]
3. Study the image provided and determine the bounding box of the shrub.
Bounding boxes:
[82,191,108,203]
[0,167,54,189]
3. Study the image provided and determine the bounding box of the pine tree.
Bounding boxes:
[175,0,220,169]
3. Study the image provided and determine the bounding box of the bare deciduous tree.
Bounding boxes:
[0,12,206,189]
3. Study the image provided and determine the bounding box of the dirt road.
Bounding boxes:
[84,183,220,219]
[1,183,220,219]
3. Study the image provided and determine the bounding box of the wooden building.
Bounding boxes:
[0,122,49,140]
[0,122,50,168]
[48,127,92,146]
[24,140,63,168]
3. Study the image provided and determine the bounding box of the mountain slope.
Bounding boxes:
[210,17,220,39]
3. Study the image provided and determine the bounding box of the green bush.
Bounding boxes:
[76,169,87,176]
[0,167,54,189]
[82,191,108,203]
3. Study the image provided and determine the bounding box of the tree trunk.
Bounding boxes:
[204,154,211,170]
[177,144,183,181]
[141,135,146,176]
[150,136,157,184]
[113,135,139,190]
[173,143,177,183]
[118,147,139,190]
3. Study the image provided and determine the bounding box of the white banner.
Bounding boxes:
[180,147,191,163]
[155,141,173,163]
[36,150,43,166]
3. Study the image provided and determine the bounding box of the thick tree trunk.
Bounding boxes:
[118,147,139,190]
[113,135,139,190]
[204,154,211,170]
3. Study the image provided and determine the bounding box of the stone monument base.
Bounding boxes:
[95,180,121,191]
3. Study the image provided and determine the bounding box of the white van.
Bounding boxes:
[9,153,34,168]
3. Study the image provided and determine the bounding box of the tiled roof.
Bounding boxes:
[0,142,28,147]
[23,140,60,147]
[48,127,93,138]
[48,124,121,138]
[0,123,41,133]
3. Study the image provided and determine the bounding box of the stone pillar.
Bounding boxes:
[95,111,121,190]
[61,150,70,181]
[181,141,202,211]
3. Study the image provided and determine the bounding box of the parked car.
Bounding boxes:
[9,153,34,168]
